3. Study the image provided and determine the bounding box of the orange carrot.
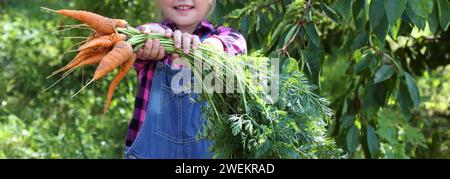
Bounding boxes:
[78,34,126,51]
[93,41,133,81]
[48,47,110,78]
[65,52,108,74]
[103,54,137,114]
[86,33,102,41]
[114,19,129,28]
[54,9,116,35]
[71,41,132,98]
[42,52,109,93]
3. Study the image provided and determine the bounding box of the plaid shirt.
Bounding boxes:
[126,19,247,147]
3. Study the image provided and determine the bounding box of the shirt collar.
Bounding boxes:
[161,19,216,34]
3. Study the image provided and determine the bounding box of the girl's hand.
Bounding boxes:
[137,24,173,61]
[171,30,201,64]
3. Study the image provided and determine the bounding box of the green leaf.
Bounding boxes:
[390,20,402,40]
[333,0,354,22]
[377,108,400,128]
[406,3,427,30]
[384,0,407,25]
[304,21,321,47]
[340,115,354,129]
[408,0,434,18]
[404,72,420,108]
[354,53,372,74]
[284,24,298,47]
[354,8,367,31]
[367,124,380,155]
[403,125,426,146]
[364,80,387,117]
[301,45,323,86]
[369,55,380,73]
[321,2,341,23]
[374,65,395,83]
[397,80,414,120]
[346,126,359,152]
[282,58,299,74]
[437,0,450,30]
[373,14,390,48]
[353,0,366,21]
[370,0,385,30]
[271,22,290,46]
[240,15,250,37]
[227,8,246,18]
[428,5,440,34]
[377,127,398,144]
[351,31,369,50]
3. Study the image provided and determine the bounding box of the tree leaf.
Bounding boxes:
[404,72,420,108]
[240,15,250,37]
[333,0,353,23]
[390,19,401,40]
[301,45,323,86]
[408,0,434,18]
[374,64,395,83]
[397,80,414,120]
[227,8,246,19]
[370,0,385,30]
[304,21,321,47]
[377,127,397,144]
[354,53,372,74]
[437,0,450,30]
[340,115,354,129]
[364,80,387,117]
[403,125,426,146]
[353,0,366,21]
[282,58,299,74]
[321,2,341,23]
[351,31,369,50]
[284,24,298,47]
[367,124,380,155]
[346,126,359,152]
[373,14,390,49]
[384,0,407,25]
[406,2,427,30]
[428,5,440,34]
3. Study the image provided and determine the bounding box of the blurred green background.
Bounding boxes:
[0,0,449,159]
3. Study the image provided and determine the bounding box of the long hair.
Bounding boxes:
[207,0,216,17]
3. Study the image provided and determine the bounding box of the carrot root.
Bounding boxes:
[103,54,137,114]
[42,68,77,93]
[72,79,95,98]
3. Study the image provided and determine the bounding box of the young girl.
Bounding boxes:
[125,0,247,159]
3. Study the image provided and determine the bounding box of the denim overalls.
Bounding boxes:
[125,61,212,159]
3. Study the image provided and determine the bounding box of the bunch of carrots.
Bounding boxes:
[43,8,137,114]
[43,8,222,115]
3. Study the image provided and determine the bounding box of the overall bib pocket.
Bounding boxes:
[154,64,206,144]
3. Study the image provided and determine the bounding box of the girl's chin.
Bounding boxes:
[171,18,199,27]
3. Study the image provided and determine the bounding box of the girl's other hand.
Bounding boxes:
[137,24,173,61]
[172,30,201,54]
[171,30,201,65]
